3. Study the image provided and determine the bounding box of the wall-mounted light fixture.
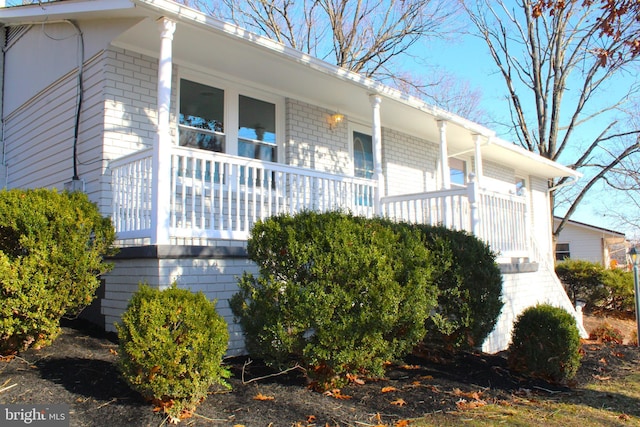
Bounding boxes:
[329,113,344,130]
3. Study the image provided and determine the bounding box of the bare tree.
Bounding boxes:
[463,0,640,239]
[534,0,640,66]
[174,0,476,115]
[590,102,640,238]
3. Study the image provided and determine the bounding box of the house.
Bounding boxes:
[0,0,587,354]
[554,217,627,268]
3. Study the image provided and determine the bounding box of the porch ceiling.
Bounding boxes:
[0,0,580,180]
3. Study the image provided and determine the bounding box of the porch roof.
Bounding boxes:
[0,0,581,181]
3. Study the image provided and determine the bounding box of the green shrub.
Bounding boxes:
[599,268,635,313]
[117,285,230,422]
[508,304,582,383]
[413,225,503,350]
[0,189,115,353]
[556,259,635,313]
[555,259,606,309]
[231,211,437,388]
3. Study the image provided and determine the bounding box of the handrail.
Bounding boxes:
[108,147,153,169]
[172,146,373,186]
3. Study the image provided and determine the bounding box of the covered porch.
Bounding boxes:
[105,12,576,268]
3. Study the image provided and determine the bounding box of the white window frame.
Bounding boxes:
[177,71,285,163]
[449,157,467,187]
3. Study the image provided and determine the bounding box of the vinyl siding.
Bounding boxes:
[555,222,608,265]
[4,69,78,190]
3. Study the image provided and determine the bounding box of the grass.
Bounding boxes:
[409,372,640,426]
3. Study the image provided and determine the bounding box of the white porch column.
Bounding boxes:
[151,17,176,245]
[370,94,383,215]
[473,134,483,186]
[467,180,480,237]
[438,120,450,190]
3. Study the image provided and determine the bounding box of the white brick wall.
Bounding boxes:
[482,160,515,183]
[103,252,584,356]
[286,99,351,174]
[102,46,158,156]
[482,264,586,353]
[102,253,258,356]
[101,46,179,216]
[382,128,439,196]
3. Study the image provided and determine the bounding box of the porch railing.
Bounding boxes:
[110,146,376,241]
[111,148,154,240]
[380,184,529,259]
[110,147,530,258]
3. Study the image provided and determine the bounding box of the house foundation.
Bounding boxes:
[98,247,586,356]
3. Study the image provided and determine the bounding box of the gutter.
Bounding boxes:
[548,175,579,192]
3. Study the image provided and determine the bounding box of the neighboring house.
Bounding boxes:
[0,0,587,354]
[554,217,627,267]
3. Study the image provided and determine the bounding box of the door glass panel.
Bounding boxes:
[353,131,373,179]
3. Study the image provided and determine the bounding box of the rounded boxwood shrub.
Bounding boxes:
[0,189,116,353]
[117,285,230,422]
[508,304,582,383]
[413,225,503,350]
[231,211,438,388]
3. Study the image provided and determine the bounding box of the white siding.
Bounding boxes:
[555,221,611,265]
[529,176,554,257]
[3,70,77,190]
[3,19,140,116]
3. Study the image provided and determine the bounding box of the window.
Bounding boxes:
[515,177,527,196]
[178,79,225,152]
[353,131,374,179]
[556,243,571,261]
[238,95,277,162]
[449,158,466,186]
[178,78,280,162]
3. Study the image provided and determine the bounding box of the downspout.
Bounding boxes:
[68,20,84,183]
[548,175,578,192]
[548,175,579,241]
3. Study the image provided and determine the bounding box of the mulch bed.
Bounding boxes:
[1,318,639,426]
